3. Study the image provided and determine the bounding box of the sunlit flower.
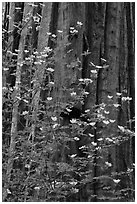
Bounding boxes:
[47,32,51,35]
[77,21,83,26]
[52,34,56,38]
[34,186,40,190]
[89,122,96,126]
[47,97,52,101]
[108,95,113,99]
[22,111,28,115]
[113,179,120,184]
[53,123,58,128]
[113,104,120,108]
[122,96,132,101]
[109,119,115,123]
[51,116,57,121]
[74,137,80,141]
[105,161,112,167]
[103,120,110,125]
[97,138,103,141]
[91,70,97,74]
[47,68,54,72]
[57,30,63,33]
[66,108,72,112]
[69,181,78,185]
[116,92,122,96]
[70,92,76,96]
[91,142,97,146]
[104,110,109,114]
[70,119,77,123]
[89,133,94,137]
[70,27,75,30]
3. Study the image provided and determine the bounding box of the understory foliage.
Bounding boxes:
[2,5,135,202]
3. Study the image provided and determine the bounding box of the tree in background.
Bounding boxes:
[2,2,135,201]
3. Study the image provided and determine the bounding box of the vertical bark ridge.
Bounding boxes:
[125,3,135,131]
[6,2,24,87]
[30,3,53,142]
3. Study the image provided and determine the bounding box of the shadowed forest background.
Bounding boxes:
[2,2,135,202]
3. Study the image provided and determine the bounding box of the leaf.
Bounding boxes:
[84,78,93,83]
[49,81,54,85]
[53,123,58,128]
[79,145,86,149]
[3,67,9,71]
[100,58,107,62]
[72,188,79,193]
[102,64,109,69]
[85,109,90,113]
[89,122,96,126]
[83,91,89,95]
[7,189,11,194]
[95,65,104,69]
[23,99,29,103]
[90,61,109,69]
[16,96,22,100]
[70,154,77,158]
[118,125,125,132]
[106,137,113,142]
[78,78,84,82]
[67,49,73,54]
